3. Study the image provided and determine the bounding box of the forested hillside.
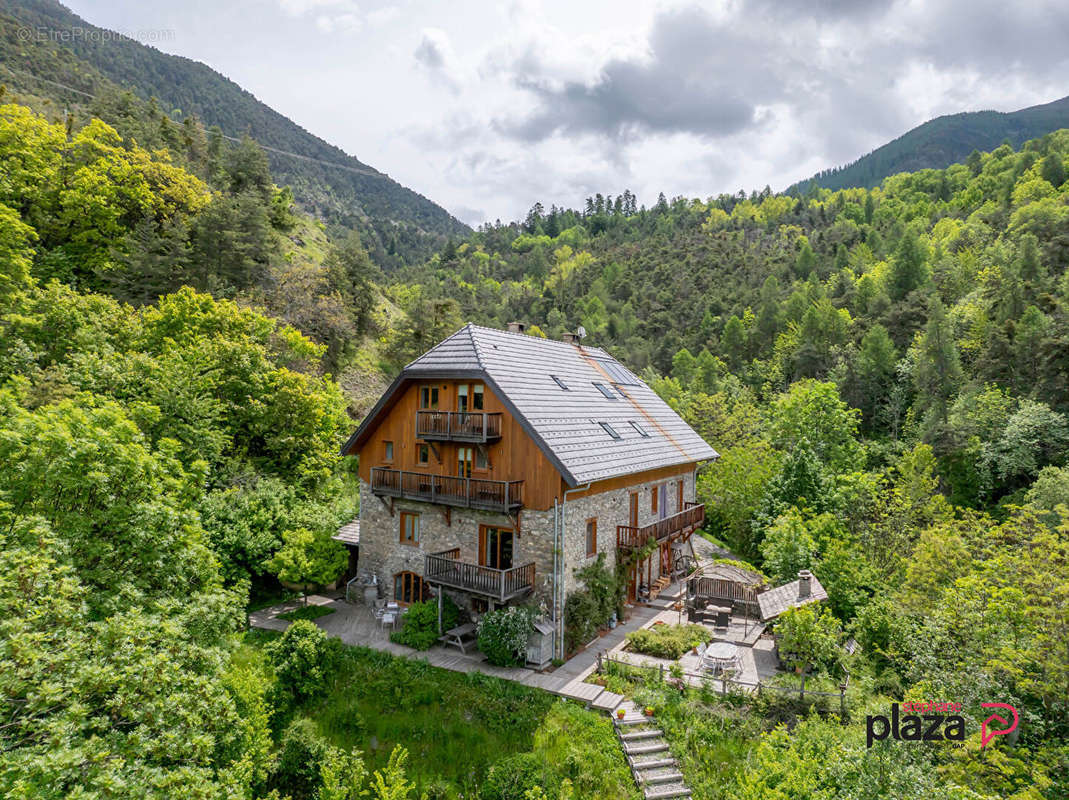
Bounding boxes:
[1,84,1067,799]
[788,93,1069,194]
[0,0,470,267]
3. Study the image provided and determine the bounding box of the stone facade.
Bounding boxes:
[358,468,697,608]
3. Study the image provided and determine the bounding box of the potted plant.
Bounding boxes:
[617,708,626,719]
[644,706,655,717]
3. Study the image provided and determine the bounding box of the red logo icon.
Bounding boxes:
[980,703,1018,748]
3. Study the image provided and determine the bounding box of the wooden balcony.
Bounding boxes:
[371,467,523,513]
[617,502,705,549]
[416,411,502,443]
[425,548,535,602]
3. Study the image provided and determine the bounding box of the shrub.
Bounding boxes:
[565,554,622,652]
[626,624,712,659]
[389,596,459,650]
[267,619,337,703]
[481,752,558,800]
[477,606,535,666]
[564,589,600,652]
[273,718,331,800]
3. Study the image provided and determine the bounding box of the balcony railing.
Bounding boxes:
[371,468,523,512]
[416,411,502,443]
[425,548,536,602]
[617,501,705,549]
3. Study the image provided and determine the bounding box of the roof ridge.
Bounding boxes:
[466,322,613,357]
[464,322,487,369]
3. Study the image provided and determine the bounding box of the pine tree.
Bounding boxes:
[889,230,928,301]
[914,297,963,442]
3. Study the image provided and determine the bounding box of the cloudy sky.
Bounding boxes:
[67,0,1069,226]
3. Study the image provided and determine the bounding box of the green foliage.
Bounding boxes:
[268,526,348,601]
[389,597,460,650]
[278,604,335,622]
[266,620,338,704]
[769,379,862,472]
[625,624,713,659]
[274,718,333,800]
[478,606,536,667]
[775,605,843,676]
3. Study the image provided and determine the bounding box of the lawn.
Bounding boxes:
[238,631,638,799]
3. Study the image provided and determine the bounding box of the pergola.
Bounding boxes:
[684,561,766,637]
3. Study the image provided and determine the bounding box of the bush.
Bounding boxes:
[564,554,621,652]
[477,606,535,667]
[389,596,460,650]
[481,752,558,800]
[267,619,337,703]
[273,718,331,800]
[564,589,600,652]
[626,624,712,659]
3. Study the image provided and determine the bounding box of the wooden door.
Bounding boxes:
[677,479,684,513]
[629,491,639,527]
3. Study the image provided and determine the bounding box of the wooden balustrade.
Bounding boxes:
[425,549,535,602]
[370,468,523,512]
[415,411,502,442]
[616,502,705,549]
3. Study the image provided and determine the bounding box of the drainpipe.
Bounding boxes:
[558,482,591,660]
[552,498,559,656]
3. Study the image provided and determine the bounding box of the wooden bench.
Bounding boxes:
[439,622,477,654]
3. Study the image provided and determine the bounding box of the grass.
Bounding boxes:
[277,604,335,622]
[238,632,637,798]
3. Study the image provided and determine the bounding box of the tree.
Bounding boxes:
[671,347,698,385]
[850,324,897,431]
[769,380,862,472]
[760,509,818,582]
[367,746,416,800]
[0,202,36,296]
[269,527,347,604]
[888,230,928,301]
[699,442,782,559]
[1039,152,1066,188]
[913,296,962,441]
[775,605,843,698]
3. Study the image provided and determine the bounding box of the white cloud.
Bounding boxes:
[413,27,464,92]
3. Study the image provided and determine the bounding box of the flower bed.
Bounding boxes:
[625,623,713,660]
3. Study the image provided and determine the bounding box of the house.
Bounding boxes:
[341,322,718,658]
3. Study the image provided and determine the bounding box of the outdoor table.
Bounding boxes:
[439,622,477,654]
[703,641,740,674]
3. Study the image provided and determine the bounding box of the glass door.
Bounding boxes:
[479,525,514,569]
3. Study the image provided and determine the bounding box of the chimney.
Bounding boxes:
[798,569,812,598]
[507,321,527,334]
[562,332,581,345]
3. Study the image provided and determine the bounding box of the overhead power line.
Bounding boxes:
[0,62,392,181]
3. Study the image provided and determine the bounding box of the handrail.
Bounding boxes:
[425,549,535,602]
[371,468,523,512]
[617,503,705,549]
[416,411,503,442]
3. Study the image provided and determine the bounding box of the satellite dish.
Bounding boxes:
[576,326,587,339]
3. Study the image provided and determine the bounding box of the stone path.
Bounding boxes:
[614,701,692,799]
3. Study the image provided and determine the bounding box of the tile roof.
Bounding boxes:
[332,519,360,546]
[757,571,828,622]
[346,323,719,486]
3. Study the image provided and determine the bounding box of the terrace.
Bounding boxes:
[424,548,536,603]
[370,467,524,513]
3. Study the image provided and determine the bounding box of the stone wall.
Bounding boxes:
[358,468,697,607]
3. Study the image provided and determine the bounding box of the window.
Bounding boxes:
[457,446,473,477]
[394,571,426,604]
[475,447,488,470]
[473,384,484,410]
[595,359,639,386]
[479,525,514,569]
[384,440,394,461]
[593,382,617,399]
[586,518,597,557]
[457,383,485,413]
[419,386,439,410]
[599,421,621,440]
[651,484,659,514]
[551,375,569,390]
[400,512,420,545]
[629,421,649,437]
[417,443,430,465]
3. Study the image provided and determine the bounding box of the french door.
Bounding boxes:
[479,525,514,570]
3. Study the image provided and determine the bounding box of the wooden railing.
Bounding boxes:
[425,549,536,602]
[617,501,705,549]
[416,411,503,442]
[371,468,523,512]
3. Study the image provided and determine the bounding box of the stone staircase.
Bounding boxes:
[613,701,692,800]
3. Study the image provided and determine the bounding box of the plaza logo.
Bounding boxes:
[866,700,1018,748]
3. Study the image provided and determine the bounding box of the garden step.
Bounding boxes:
[591,691,624,712]
[644,784,691,800]
[614,715,653,726]
[640,770,685,785]
[624,741,670,755]
[631,757,676,770]
[620,729,665,741]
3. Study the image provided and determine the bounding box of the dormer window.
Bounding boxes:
[593,382,616,399]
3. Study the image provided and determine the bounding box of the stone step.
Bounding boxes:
[640,770,685,785]
[591,691,624,712]
[631,757,676,770]
[644,784,691,800]
[558,679,603,704]
[620,729,665,741]
[614,714,653,726]
[624,741,670,755]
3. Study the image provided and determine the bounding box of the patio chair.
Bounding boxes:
[373,598,386,618]
[380,612,396,631]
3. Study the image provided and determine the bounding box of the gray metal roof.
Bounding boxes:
[757,572,828,622]
[332,519,360,546]
[345,324,719,486]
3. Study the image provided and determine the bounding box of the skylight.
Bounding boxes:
[630,421,649,437]
[596,359,640,386]
[593,382,617,399]
[599,422,621,440]
[551,375,569,390]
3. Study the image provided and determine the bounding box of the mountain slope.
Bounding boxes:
[0,0,470,265]
[788,94,1069,194]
